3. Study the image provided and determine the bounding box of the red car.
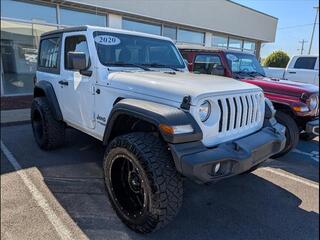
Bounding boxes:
[179,46,319,157]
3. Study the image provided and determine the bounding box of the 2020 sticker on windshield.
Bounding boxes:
[94,35,121,45]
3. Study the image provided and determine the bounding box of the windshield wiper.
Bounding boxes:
[248,71,265,77]
[145,63,183,72]
[109,62,152,71]
[233,71,265,78]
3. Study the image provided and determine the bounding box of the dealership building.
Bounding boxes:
[1,0,278,109]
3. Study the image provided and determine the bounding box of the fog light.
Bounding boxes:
[214,163,221,174]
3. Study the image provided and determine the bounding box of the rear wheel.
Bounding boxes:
[272,111,299,158]
[31,97,65,150]
[103,132,183,233]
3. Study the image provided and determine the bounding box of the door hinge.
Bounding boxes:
[91,85,96,95]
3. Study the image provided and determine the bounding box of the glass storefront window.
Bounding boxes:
[163,25,177,40]
[122,18,161,35]
[228,38,243,50]
[1,20,57,95]
[177,29,204,45]
[212,35,228,48]
[243,41,256,52]
[1,0,57,24]
[60,7,106,27]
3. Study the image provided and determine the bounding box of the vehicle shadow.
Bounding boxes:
[1,124,319,240]
[43,173,319,240]
[266,138,319,182]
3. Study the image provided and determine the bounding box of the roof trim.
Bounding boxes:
[40,25,175,42]
[177,45,256,56]
[41,26,88,37]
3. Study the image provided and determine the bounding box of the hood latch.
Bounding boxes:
[180,96,191,110]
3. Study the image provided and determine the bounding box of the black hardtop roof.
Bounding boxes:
[41,26,88,38]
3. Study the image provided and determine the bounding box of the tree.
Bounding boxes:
[263,51,290,68]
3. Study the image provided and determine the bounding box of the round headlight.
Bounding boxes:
[309,95,318,110]
[199,100,211,122]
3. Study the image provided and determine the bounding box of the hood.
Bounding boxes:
[108,71,261,105]
[241,76,318,98]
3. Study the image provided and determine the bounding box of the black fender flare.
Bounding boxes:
[103,99,202,145]
[34,81,63,121]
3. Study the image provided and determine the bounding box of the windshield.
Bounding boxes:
[225,52,265,77]
[93,31,185,70]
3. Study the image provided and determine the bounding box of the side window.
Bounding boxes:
[39,38,60,69]
[64,35,90,70]
[193,54,222,74]
[180,52,189,61]
[293,57,317,70]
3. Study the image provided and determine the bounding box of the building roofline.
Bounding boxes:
[228,0,278,20]
[32,0,276,42]
[46,0,276,42]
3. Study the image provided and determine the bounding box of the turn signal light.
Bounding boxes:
[292,105,309,112]
[159,124,194,135]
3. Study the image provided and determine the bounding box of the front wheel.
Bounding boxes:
[103,133,183,233]
[272,111,299,158]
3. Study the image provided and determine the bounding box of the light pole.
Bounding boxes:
[308,6,319,55]
[298,39,307,55]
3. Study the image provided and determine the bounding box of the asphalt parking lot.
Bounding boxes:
[1,123,319,240]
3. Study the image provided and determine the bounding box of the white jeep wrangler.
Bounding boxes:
[32,26,286,233]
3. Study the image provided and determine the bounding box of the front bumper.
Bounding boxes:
[305,119,319,135]
[170,123,286,183]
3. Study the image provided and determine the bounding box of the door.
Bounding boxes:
[58,33,95,129]
[285,56,318,85]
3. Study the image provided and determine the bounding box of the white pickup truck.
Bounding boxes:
[264,55,319,86]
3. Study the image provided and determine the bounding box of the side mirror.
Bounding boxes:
[67,52,87,70]
[211,64,225,76]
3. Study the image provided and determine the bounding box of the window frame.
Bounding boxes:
[193,53,223,74]
[211,35,228,49]
[243,40,256,52]
[228,37,243,50]
[293,57,317,70]
[37,33,62,74]
[64,34,91,70]
[122,17,162,36]
[59,6,107,27]
[177,28,205,45]
[162,25,177,40]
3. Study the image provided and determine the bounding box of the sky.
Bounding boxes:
[233,0,319,58]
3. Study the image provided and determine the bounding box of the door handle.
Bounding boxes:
[58,80,69,86]
[288,71,296,74]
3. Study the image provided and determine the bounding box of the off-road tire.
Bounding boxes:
[300,132,317,141]
[272,111,299,158]
[31,97,65,150]
[103,132,183,233]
